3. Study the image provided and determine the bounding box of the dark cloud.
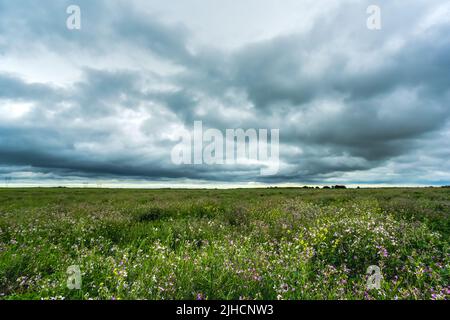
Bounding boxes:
[0,0,449,186]
[0,74,60,101]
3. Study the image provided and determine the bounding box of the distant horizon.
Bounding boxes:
[1,181,449,190]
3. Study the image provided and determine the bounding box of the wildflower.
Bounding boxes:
[280,283,289,293]
[196,293,205,300]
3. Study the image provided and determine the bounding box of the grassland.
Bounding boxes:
[0,187,448,300]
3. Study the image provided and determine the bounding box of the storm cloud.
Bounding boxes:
[0,0,449,186]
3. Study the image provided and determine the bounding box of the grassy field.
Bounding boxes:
[0,187,448,300]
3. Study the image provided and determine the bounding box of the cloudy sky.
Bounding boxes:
[0,0,449,187]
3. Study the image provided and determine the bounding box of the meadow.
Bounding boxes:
[0,187,448,300]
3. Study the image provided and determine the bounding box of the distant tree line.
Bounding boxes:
[322,185,347,189]
[269,185,349,189]
[300,185,348,189]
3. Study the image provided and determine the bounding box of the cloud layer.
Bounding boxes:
[0,0,449,186]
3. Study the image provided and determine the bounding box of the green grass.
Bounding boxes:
[0,187,448,300]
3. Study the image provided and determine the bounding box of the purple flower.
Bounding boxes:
[196,293,205,300]
[376,245,388,258]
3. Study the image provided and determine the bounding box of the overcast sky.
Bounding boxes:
[0,0,449,187]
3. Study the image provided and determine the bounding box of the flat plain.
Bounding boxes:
[0,187,448,300]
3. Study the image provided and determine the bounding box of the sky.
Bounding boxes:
[0,0,449,188]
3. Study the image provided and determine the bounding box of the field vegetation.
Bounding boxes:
[0,187,448,300]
